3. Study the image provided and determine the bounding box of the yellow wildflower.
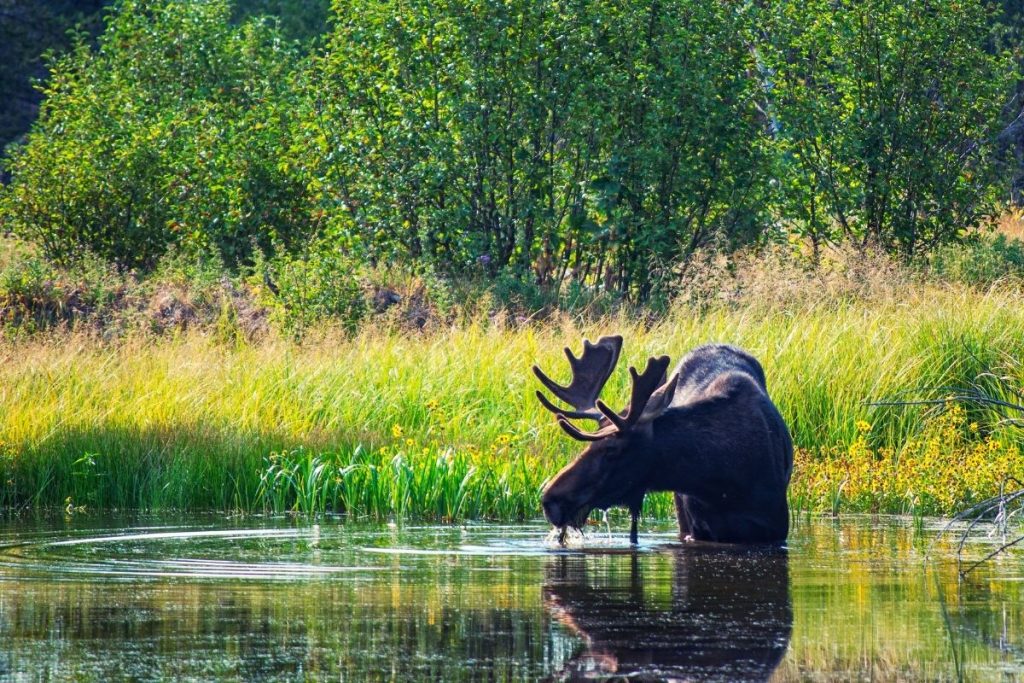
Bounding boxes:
[855,420,872,433]
[392,424,404,438]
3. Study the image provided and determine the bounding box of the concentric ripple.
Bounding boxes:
[0,516,672,582]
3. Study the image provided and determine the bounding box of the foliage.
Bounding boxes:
[764,0,1011,259]
[231,0,330,43]
[0,0,315,269]
[0,1,106,154]
[3,283,1024,517]
[0,237,122,332]
[927,233,1024,286]
[793,405,1023,516]
[0,236,273,338]
[311,0,769,299]
[0,0,330,154]
[0,0,1019,300]
[255,239,368,335]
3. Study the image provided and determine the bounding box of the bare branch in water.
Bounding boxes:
[928,478,1024,577]
[872,348,1024,576]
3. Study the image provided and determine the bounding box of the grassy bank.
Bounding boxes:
[3,278,1024,521]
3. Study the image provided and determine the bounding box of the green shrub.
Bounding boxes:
[312,0,770,300]
[0,238,121,331]
[0,0,315,269]
[259,241,367,335]
[765,0,1011,258]
[927,234,1024,286]
[1,0,1017,297]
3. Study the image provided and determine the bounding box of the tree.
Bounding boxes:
[0,0,314,269]
[312,0,768,299]
[765,0,1012,258]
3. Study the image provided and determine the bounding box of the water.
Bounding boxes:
[0,514,1022,681]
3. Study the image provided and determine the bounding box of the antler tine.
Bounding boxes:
[557,416,616,442]
[535,391,604,421]
[533,335,623,421]
[597,356,672,431]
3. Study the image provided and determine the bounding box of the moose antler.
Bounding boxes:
[535,336,679,442]
[533,336,623,422]
[556,356,679,441]
[598,356,678,432]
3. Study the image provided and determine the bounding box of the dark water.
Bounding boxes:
[0,515,1022,681]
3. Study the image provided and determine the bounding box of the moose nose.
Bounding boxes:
[542,499,565,527]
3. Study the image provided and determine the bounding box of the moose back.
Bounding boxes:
[534,336,793,544]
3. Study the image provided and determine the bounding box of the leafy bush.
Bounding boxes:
[257,241,368,335]
[0,1,107,153]
[0,237,271,337]
[231,0,329,43]
[927,234,1024,286]
[312,0,770,300]
[0,0,1018,299]
[0,0,315,269]
[765,0,1011,259]
[0,238,121,331]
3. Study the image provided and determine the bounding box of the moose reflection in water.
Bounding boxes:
[534,336,793,544]
[543,546,792,681]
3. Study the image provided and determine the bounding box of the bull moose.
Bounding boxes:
[534,336,793,544]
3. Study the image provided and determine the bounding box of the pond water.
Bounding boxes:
[0,514,1022,681]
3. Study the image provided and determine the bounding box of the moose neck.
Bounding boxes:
[642,416,698,493]
[645,409,754,501]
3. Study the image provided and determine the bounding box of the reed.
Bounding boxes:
[2,282,1024,520]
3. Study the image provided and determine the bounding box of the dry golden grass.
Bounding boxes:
[995,211,1024,241]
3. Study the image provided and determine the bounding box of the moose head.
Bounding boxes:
[534,335,793,545]
[534,335,680,544]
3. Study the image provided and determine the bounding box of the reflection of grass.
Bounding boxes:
[2,284,1024,517]
[776,519,1024,682]
[2,518,1021,680]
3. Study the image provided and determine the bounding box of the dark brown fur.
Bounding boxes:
[541,343,793,544]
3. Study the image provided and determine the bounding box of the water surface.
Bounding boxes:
[0,514,1022,681]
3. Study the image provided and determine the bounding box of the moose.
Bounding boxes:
[534,336,793,544]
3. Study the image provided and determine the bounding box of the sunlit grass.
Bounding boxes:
[2,282,1024,519]
[996,210,1024,242]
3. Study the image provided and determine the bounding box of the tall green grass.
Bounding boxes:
[2,283,1024,519]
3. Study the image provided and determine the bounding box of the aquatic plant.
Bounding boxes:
[255,445,533,521]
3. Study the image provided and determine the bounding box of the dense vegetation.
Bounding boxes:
[3,0,1024,521]
[0,0,328,157]
[0,0,1018,301]
[2,264,1024,519]
[0,1,106,155]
